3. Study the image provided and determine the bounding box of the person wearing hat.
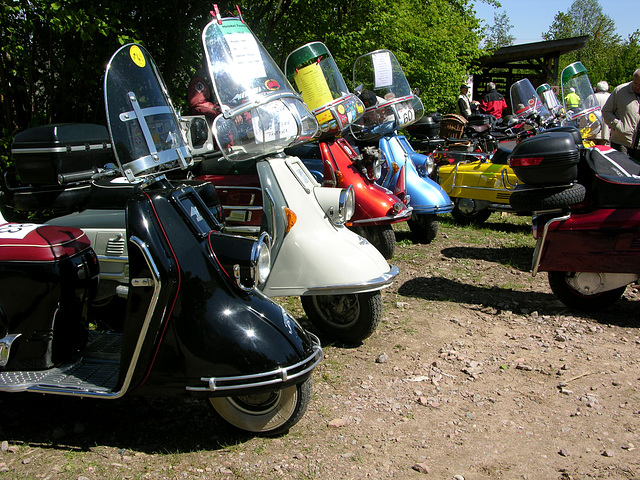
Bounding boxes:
[593,80,611,145]
[456,84,473,119]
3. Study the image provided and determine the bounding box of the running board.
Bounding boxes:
[0,331,122,395]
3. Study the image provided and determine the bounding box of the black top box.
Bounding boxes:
[508,131,580,186]
[11,123,114,185]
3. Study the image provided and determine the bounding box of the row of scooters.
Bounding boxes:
[0,6,637,437]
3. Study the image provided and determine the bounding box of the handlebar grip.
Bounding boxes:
[57,168,99,185]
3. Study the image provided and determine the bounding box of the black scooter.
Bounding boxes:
[0,44,322,436]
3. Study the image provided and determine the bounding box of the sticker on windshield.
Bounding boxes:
[372,51,393,88]
[129,45,146,68]
[227,32,266,79]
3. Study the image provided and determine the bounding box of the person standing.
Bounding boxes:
[593,80,611,145]
[456,84,472,119]
[602,68,640,161]
[564,87,581,111]
[480,82,507,120]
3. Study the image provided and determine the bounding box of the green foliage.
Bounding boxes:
[542,0,627,88]
[483,10,515,50]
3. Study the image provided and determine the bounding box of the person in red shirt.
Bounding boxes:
[480,82,507,119]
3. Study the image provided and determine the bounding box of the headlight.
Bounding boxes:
[424,154,435,176]
[314,185,355,226]
[339,185,355,223]
[252,232,271,286]
[372,158,383,180]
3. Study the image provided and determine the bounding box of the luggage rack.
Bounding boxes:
[0,331,122,394]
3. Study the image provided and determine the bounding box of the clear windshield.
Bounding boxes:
[202,17,318,161]
[510,78,550,119]
[285,42,365,136]
[561,62,602,137]
[104,44,191,181]
[350,50,424,141]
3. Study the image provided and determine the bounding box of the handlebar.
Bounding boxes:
[57,166,119,185]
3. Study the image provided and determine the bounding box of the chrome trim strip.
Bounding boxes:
[216,186,262,192]
[12,144,111,154]
[300,265,399,295]
[27,235,162,398]
[186,336,323,393]
[348,210,413,224]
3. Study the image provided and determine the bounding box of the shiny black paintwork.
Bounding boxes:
[119,178,316,397]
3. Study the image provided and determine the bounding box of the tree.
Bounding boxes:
[543,0,620,84]
[483,10,515,50]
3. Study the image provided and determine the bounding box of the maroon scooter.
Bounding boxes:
[508,128,640,310]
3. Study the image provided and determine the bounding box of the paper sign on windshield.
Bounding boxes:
[294,63,334,112]
[372,51,393,89]
[227,32,267,79]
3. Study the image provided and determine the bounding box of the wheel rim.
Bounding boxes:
[209,385,298,433]
[312,295,360,329]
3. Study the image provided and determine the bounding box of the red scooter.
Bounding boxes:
[508,128,640,310]
[284,42,412,259]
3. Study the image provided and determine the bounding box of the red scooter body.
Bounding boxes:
[318,138,411,227]
[509,136,640,310]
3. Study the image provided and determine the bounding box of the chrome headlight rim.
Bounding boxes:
[337,184,355,224]
[424,154,435,176]
[251,232,271,287]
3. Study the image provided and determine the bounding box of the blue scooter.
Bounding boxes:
[349,50,453,242]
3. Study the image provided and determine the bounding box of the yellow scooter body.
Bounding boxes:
[437,158,520,205]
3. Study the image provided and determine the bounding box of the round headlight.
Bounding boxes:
[339,185,355,223]
[254,232,271,285]
[424,154,434,175]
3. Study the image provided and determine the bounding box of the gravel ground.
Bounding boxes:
[0,215,639,480]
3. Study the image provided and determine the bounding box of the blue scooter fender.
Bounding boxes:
[122,184,322,397]
[378,135,453,215]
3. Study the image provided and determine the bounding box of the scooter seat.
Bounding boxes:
[586,146,640,208]
[0,224,90,262]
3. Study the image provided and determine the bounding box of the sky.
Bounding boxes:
[471,0,639,45]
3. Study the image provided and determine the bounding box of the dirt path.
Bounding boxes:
[1,216,639,480]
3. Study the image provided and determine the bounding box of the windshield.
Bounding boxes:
[350,50,424,141]
[560,62,602,137]
[510,78,550,119]
[202,16,318,161]
[104,44,191,181]
[285,41,365,137]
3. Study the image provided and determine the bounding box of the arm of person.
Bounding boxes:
[602,90,620,130]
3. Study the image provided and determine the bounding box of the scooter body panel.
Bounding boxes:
[437,160,519,205]
[536,208,640,274]
[379,135,453,214]
[257,157,397,297]
[295,139,412,226]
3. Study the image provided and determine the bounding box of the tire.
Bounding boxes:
[548,271,626,311]
[509,184,586,212]
[408,214,439,243]
[352,225,396,259]
[0,191,27,223]
[301,291,382,343]
[209,378,312,436]
[450,204,492,225]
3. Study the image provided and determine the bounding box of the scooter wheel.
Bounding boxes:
[408,214,439,243]
[509,184,586,212]
[301,291,382,343]
[450,206,491,226]
[351,225,396,259]
[209,378,312,436]
[548,271,626,311]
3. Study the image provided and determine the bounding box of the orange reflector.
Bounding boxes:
[392,162,399,174]
[335,170,344,185]
[284,207,297,233]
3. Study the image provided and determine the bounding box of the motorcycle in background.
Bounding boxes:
[508,127,640,310]
[349,49,453,243]
[0,43,322,436]
[283,41,413,259]
[430,78,549,224]
[184,7,398,343]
